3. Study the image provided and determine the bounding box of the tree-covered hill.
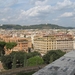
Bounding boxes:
[0,24,74,29]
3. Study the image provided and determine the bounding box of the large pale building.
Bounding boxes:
[56,34,73,52]
[34,34,73,54]
[34,35,57,54]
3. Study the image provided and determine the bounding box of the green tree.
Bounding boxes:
[12,54,16,69]
[43,50,65,64]
[1,51,41,69]
[27,56,44,66]
[27,51,41,59]
[24,53,27,67]
[1,55,12,69]
[1,51,25,69]
[50,54,53,63]
[10,51,25,68]
[6,42,17,50]
[0,41,6,56]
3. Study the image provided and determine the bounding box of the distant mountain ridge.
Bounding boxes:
[0,24,74,29]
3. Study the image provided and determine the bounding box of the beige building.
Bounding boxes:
[56,40,73,52]
[56,34,73,52]
[34,35,57,54]
[34,34,73,55]
[73,37,75,50]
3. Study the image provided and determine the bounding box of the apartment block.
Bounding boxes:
[34,34,73,55]
[34,35,57,54]
[56,34,73,52]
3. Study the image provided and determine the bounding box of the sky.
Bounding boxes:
[0,0,75,27]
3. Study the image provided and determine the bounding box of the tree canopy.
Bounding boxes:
[0,24,71,29]
[27,51,41,59]
[27,56,44,66]
[1,51,41,69]
[43,50,66,64]
[0,41,6,56]
[6,42,17,50]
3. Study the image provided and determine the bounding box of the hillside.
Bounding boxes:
[0,24,74,29]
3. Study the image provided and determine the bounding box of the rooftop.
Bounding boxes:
[33,50,75,75]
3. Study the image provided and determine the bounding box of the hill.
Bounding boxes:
[0,24,74,29]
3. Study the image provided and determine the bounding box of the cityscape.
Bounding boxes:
[0,26,75,75]
[0,27,75,55]
[0,0,75,75]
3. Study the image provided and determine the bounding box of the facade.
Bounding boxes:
[56,34,73,52]
[34,35,57,54]
[33,50,75,75]
[12,38,28,51]
[73,37,75,50]
[56,40,73,52]
[5,37,29,54]
[0,34,32,54]
[34,34,73,54]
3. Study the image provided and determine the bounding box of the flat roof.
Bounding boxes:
[64,50,75,58]
[33,50,75,75]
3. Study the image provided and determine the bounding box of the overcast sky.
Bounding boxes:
[0,0,75,27]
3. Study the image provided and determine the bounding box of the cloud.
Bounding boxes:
[31,0,48,6]
[0,0,75,26]
[0,0,18,7]
[11,0,75,25]
[56,0,72,10]
[60,12,73,17]
[0,8,11,13]
[53,18,59,21]
[1,18,8,22]
[35,0,48,6]
[18,5,52,20]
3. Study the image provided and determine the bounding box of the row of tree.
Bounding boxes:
[0,24,66,29]
[1,50,65,69]
[1,51,42,69]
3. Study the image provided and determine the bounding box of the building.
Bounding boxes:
[34,35,57,55]
[0,34,32,54]
[33,34,73,55]
[33,50,75,75]
[73,37,75,50]
[56,34,73,52]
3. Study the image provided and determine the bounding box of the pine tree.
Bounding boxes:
[12,54,16,69]
[50,55,53,63]
[24,53,27,67]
